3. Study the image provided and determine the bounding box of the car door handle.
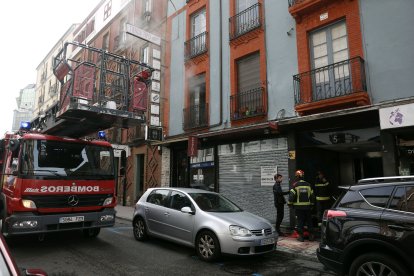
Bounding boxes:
[145,207,149,212]
[164,212,170,217]
[388,225,413,231]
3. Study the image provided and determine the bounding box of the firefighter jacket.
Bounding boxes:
[288,180,315,210]
[315,177,330,201]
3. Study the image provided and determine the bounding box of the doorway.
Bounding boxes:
[135,154,144,202]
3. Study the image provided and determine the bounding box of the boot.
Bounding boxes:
[309,233,315,241]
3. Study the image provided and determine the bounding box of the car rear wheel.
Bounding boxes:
[196,230,221,262]
[133,217,148,241]
[349,253,409,276]
[83,228,100,238]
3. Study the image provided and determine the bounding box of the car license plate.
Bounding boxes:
[59,216,84,223]
[260,238,275,245]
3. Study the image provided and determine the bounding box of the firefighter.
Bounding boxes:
[288,170,315,242]
[315,171,331,225]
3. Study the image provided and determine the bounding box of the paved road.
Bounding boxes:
[8,218,335,276]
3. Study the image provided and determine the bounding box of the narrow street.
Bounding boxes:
[8,218,334,276]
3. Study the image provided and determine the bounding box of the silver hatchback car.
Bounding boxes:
[132,187,277,261]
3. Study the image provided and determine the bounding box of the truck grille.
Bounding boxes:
[24,194,112,208]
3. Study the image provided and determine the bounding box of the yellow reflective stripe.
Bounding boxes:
[294,202,311,206]
[316,196,330,201]
[315,183,329,187]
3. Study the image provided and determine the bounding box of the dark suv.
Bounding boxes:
[317,176,414,276]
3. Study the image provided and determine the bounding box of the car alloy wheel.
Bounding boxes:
[133,217,148,241]
[350,253,409,276]
[196,230,220,262]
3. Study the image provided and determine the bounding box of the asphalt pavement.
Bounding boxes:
[115,204,320,262]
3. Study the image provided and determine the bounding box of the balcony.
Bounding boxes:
[288,0,330,20]
[229,3,262,41]
[230,87,267,121]
[293,56,370,115]
[185,31,208,61]
[183,103,209,130]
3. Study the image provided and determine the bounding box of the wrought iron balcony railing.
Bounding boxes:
[229,3,262,40]
[293,56,367,105]
[183,103,209,130]
[185,31,208,60]
[230,87,266,120]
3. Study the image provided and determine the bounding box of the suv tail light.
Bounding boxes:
[323,210,347,220]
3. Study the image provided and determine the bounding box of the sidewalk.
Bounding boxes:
[115,205,319,261]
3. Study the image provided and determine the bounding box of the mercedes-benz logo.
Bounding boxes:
[68,195,79,206]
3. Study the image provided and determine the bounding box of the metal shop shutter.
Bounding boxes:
[218,147,290,225]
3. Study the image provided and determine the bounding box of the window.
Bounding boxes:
[360,186,394,208]
[338,190,372,210]
[144,0,152,14]
[310,21,350,100]
[104,0,112,21]
[191,9,206,38]
[234,52,262,118]
[102,33,110,50]
[236,0,257,13]
[237,52,260,92]
[390,186,414,213]
[169,191,192,211]
[141,45,150,64]
[147,189,170,207]
[187,74,207,127]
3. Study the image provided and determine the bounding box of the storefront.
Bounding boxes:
[380,102,414,176]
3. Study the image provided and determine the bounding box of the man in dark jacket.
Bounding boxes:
[273,173,289,236]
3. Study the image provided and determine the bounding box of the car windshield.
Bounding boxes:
[189,192,242,212]
[19,139,114,180]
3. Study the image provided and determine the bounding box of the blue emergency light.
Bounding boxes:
[20,121,31,130]
[98,131,106,140]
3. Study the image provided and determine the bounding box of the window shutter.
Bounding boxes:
[237,52,260,92]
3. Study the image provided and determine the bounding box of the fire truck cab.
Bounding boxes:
[0,126,117,237]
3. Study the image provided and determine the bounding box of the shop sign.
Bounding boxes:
[190,161,214,169]
[188,136,198,157]
[380,103,414,129]
[261,166,278,186]
[126,23,161,45]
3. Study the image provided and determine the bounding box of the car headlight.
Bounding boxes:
[229,225,252,237]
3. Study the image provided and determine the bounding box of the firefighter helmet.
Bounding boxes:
[295,170,305,178]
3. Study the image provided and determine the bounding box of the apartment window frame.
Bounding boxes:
[309,20,350,100]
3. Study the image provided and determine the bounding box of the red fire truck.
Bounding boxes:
[0,42,152,238]
[0,128,116,238]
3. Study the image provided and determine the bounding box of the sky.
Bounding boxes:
[0,0,101,135]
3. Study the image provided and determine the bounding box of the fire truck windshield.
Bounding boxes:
[19,139,114,180]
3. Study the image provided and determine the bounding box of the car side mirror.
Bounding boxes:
[181,206,195,215]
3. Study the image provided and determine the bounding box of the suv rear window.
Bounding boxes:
[360,186,394,208]
[338,186,394,210]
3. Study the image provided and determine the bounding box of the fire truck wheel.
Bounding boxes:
[83,228,101,238]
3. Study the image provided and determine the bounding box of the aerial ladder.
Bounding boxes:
[32,41,153,138]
